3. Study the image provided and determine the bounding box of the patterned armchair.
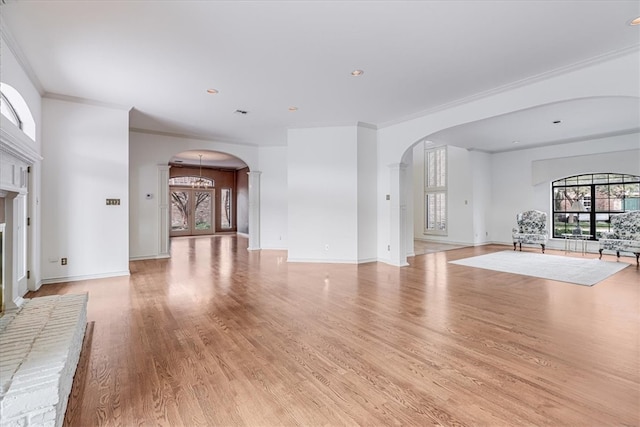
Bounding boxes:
[598,211,640,266]
[512,210,548,253]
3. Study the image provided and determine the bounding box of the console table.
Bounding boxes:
[561,233,592,255]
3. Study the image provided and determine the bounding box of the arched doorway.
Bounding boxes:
[168,150,249,238]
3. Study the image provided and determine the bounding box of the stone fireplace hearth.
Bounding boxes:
[0,294,88,427]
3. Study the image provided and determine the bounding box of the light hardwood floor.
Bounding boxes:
[412,240,468,255]
[28,235,639,426]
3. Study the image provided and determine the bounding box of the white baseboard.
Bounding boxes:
[41,270,130,285]
[378,258,410,267]
[414,237,475,246]
[287,257,366,264]
[129,254,171,261]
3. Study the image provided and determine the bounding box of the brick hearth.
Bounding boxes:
[0,294,88,427]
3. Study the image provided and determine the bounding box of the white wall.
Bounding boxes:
[259,146,287,250]
[470,150,492,244]
[287,126,359,262]
[357,124,378,262]
[41,97,130,283]
[490,133,640,251]
[129,130,259,259]
[446,146,474,244]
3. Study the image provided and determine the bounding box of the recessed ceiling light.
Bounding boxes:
[351,69,364,77]
[206,88,218,94]
[553,120,562,124]
[512,140,520,144]
[630,16,640,25]
[288,106,298,112]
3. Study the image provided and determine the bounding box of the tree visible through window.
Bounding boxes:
[424,145,447,235]
[552,173,640,239]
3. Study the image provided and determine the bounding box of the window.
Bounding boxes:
[424,145,447,235]
[0,92,22,129]
[0,83,35,141]
[552,173,640,239]
[221,188,232,229]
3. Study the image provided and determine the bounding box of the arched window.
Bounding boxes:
[0,82,36,141]
[552,173,640,239]
[1,92,21,129]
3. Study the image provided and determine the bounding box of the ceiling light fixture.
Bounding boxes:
[288,106,298,112]
[512,140,520,144]
[351,69,364,77]
[630,16,640,25]
[192,154,209,189]
[206,88,218,94]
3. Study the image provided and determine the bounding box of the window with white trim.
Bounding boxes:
[424,145,447,235]
[0,83,36,141]
[1,92,22,129]
[552,173,640,239]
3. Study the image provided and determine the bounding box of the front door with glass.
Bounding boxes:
[170,188,215,237]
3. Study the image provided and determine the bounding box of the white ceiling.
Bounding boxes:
[2,0,639,162]
[428,96,640,152]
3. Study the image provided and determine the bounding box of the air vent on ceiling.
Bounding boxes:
[234,109,248,115]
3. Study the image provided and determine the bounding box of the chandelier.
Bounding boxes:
[192,154,209,189]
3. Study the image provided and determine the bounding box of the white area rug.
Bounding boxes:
[449,250,629,286]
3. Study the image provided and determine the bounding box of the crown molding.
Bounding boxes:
[357,121,378,130]
[0,14,45,95]
[43,92,132,111]
[379,43,640,130]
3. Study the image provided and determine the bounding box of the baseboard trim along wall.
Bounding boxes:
[287,257,377,264]
[40,270,131,285]
[129,254,171,261]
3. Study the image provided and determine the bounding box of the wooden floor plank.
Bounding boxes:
[26,235,639,426]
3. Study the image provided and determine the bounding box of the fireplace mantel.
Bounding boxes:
[1,120,42,311]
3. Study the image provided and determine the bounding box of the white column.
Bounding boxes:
[27,161,42,291]
[247,171,261,251]
[402,150,415,258]
[158,165,171,258]
[389,163,409,267]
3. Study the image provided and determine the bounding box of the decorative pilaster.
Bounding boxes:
[158,165,171,258]
[247,171,262,251]
[389,163,409,267]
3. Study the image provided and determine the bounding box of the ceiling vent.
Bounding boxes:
[234,109,248,115]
